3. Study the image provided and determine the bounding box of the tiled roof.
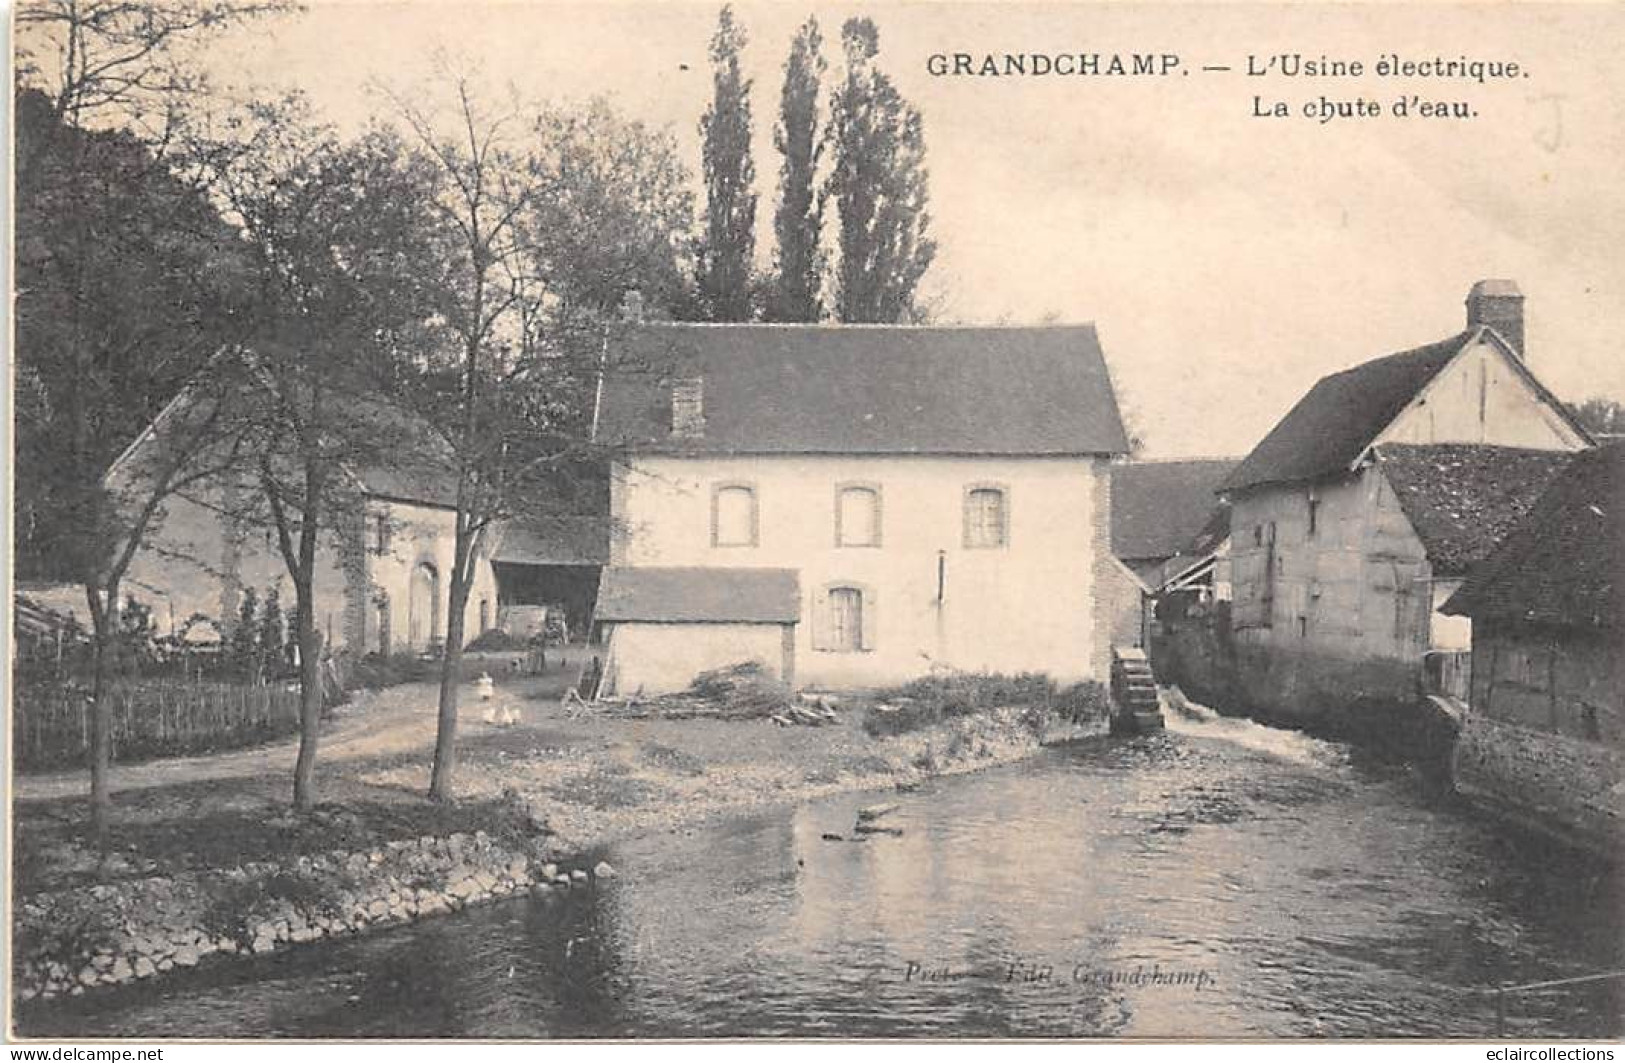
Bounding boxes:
[1443,443,1621,627]
[489,516,609,566]
[1377,444,1576,577]
[595,323,1130,456]
[1110,458,1238,562]
[1222,332,1472,493]
[595,567,800,624]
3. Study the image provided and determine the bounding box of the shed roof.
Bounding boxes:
[1111,458,1238,562]
[1377,444,1576,577]
[489,516,609,566]
[595,566,800,624]
[1443,443,1621,627]
[1221,331,1471,493]
[595,323,1130,456]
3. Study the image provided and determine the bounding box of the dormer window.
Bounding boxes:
[672,377,704,440]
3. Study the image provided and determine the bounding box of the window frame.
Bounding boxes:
[815,581,875,654]
[834,481,884,548]
[962,482,1011,549]
[710,481,760,548]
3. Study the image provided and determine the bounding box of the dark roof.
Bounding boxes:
[595,567,800,623]
[595,323,1130,456]
[1377,444,1576,577]
[489,516,609,566]
[344,399,460,508]
[1222,331,1472,493]
[1443,443,1621,627]
[1111,459,1238,562]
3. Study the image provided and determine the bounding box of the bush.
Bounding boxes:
[859,671,1104,737]
[464,628,527,653]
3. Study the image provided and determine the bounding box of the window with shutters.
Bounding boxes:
[711,483,758,547]
[836,484,882,547]
[963,485,1008,548]
[828,587,864,652]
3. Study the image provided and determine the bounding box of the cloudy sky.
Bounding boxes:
[194,1,1625,458]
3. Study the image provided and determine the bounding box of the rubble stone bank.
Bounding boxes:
[14,831,614,1001]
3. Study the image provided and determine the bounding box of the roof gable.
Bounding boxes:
[1221,331,1470,493]
[596,323,1130,456]
[1442,443,1620,627]
[1376,443,1575,577]
[1110,458,1238,561]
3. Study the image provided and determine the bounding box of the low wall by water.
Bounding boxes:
[1452,713,1624,857]
[13,829,612,1003]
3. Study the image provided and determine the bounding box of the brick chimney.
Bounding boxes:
[1466,279,1524,359]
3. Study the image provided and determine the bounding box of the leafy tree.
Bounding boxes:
[527,97,699,323]
[767,16,827,322]
[190,98,444,810]
[695,4,757,321]
[233,586,260,680]
[825,17,937,324]
[15,0,289,837]
[259,585,285,677]
[1569,397,1625,437]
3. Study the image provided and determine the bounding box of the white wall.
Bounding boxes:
[362,499,500,654]
[612,454,1107,688]
[604,622,787,695]
[1374,338,1588,451]
[1429,580,1472,651]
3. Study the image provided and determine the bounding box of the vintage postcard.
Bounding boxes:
[6,0,1622,1046]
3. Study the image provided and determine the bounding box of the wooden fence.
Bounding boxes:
[13,676,304,771]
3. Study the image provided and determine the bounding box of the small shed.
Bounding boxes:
[594,567,801,696]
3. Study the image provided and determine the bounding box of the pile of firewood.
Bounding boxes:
[581,662,841,727]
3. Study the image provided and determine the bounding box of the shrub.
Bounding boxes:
[859,671,1097,737]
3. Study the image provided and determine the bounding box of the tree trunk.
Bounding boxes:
[290,463,325,812]
[429,526,475,802]
[85,584,119,841]
[291,591,322,811]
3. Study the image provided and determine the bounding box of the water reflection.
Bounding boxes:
[18,717,1622,1039]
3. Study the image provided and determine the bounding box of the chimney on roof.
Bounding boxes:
[671,376,704,440]
[621,289,645,323]
[1466,279,1524,359]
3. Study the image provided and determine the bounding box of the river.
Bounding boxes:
[17,705,1622,1039]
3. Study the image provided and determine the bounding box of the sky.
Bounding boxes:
[142,2,1625,456]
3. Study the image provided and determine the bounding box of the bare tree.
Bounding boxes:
[17,0,293,132]
[382,70,690,801]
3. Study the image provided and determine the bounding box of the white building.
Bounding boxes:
[590,323,1134,694]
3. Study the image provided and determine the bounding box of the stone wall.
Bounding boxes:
[13,828,613,1003]
[1452,712,1624,855]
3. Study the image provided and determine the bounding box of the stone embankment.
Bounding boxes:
[15,830,614,1002]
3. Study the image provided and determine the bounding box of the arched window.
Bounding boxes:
[712,483,758,547]
[836,484,881,547]
[963,485,1008,548]
[409,562,441,649]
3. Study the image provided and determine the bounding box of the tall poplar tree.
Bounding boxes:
[826,17,936,324]
[696,4,757,321]
[767,16,826,322]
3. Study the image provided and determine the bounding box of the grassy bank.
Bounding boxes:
[12,673,1095,999]
[13,673,1094,897]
